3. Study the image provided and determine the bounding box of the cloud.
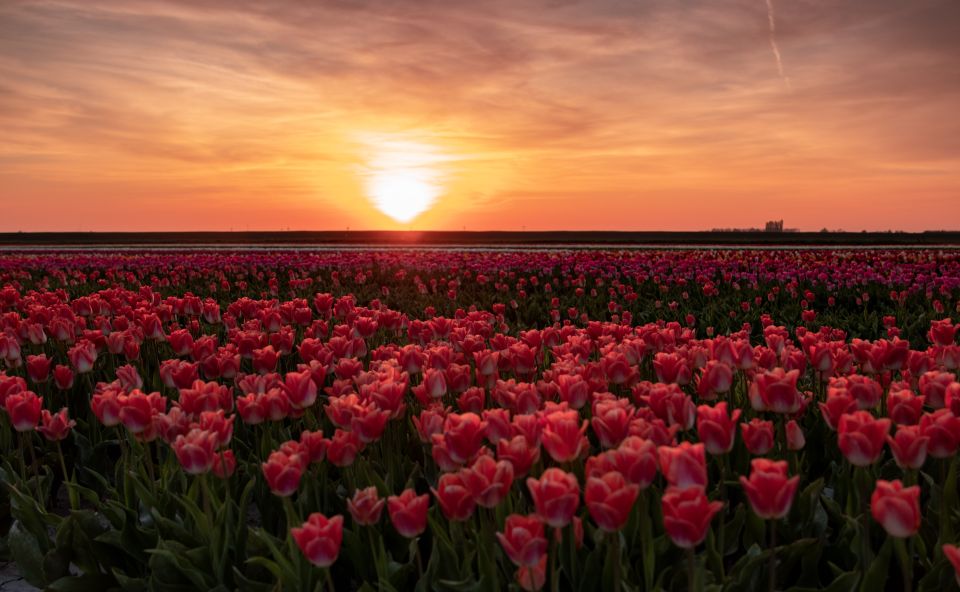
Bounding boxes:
[0,0,958,230]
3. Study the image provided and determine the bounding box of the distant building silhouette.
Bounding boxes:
[710,220,796,232]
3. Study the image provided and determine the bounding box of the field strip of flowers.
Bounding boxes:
[1,248,960,591]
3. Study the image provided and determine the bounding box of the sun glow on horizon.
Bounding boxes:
[359,135,450,224]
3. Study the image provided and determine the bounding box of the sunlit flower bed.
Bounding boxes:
[2,248,960,591]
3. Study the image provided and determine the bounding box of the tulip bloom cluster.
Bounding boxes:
[1,248,960,591]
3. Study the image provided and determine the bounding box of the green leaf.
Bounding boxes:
[821,571,860,592]
[7,520,47,587]
[231,565,275,592]
[859,537,891,592]
[5,483,52,550]
[111,568,148,592]
[46,573,118,592]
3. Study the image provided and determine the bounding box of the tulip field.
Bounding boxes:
[5,247,960,592]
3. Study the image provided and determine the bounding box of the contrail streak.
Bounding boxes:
[765,0,792,91]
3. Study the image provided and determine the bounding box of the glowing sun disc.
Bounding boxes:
[359,135,447,223]
[368,171,440,223]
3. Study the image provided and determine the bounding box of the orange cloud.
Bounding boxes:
[1,0,958,231]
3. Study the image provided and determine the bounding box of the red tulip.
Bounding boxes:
[291,513,343,568]
[587,436,658,489]
[944,544,960,586]
[119,390,166,434]
[26,355,51,383]
[173,428,218,475]
[4,390,42,432]
[662,486,723,549]
[929,319,958,347]
[585,471,639,532]
[696,402,741,455]
[739,459,799,520]
[658,442,707,490]
[167,329,194,356]
[461,454,514,509]
[53,365,74,390]
[442,412,487,464]
[413,406,447,443]
[326,429,363,467]
[252,346,279,374]
[347,486,385,526]
[261,448,306,496]
[919,371,957,409]
[886,388,925,426]
[497,434,540,477]
[541,409,589,463]
[387,489,429,538]
[350,401,390,444]
[91,388,122,427]
[653,352,691,385]
[750,368,803,413]
[497,514,548,567]
[740,418,775,455]
[786,420,805,451]
[67,340,97,374]
[838,411,891,467]
[178,380,232,416]
[556,373,590,409]
[516,556,547,592]
[283,369,318,410]
[36,408,75,441]
[870,479,921,538]
[819,389,858,431]
[423,367,448,399]
[457,386,486,414]
[299,430,329,464]
[236,393,266,425]
[591,398,633,449]
[919,409,960,459]
[198,410,234,448]
[433,472,476,522]
[212,450,236,479]
[526,468,580,528]
[887,425,929,470]
[946,383,960,417]
[696,360,733,400]
[643,383,696,430]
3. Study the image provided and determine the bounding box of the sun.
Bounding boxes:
[358,134,448,224]
[367,169,440,224]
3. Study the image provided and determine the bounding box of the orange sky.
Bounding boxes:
[1,0,958,232]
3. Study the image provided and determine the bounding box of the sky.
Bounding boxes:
[1,0,958,232]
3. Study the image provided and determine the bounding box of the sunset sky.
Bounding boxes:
[1,0,958,232]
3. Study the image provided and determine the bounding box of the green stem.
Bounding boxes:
[550,528,559,592]
[17,431,28,490]
[611,532,621,592]
[894,537,912,592]
[857,467,873,576]
[56,440,79,511]
[200,473,213,519]
[414,538,423,580]
[768,521,776,592]
[367,527,383,591]
[325,567,335,592]
[23,431,41,503]
[639,491,653,592]
[941,457,958,550]
[143,441,157,502]
[718,455,728,581]
[568,520,579,590]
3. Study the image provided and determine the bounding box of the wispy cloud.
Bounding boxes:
[0,0,958,230]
